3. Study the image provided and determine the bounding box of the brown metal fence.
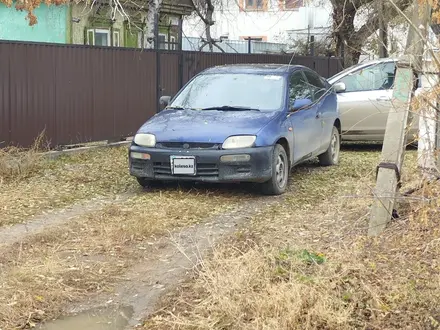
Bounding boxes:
[0,41,343,148]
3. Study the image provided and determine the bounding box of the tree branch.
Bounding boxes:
[354,0,412,41]
[189,0,210,25]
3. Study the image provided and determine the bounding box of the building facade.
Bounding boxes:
[0,1,193,49]
[182,0,332,45]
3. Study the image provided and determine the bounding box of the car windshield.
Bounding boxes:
[328,62,367,82]
[329,60,397,83]
[169,73,286,111]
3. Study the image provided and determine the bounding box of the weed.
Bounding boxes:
[0,131,47,182]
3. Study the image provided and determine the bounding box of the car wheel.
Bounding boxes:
[319,125,340,166]
[261,144,289,195]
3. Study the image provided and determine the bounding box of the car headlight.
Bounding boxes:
[134,133,156,147]
[222,135,256,149]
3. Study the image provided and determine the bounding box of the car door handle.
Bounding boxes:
[376,96,391,101]
[316,111,322,119]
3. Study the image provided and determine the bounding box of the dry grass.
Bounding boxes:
[144,146,440,330]
[0,132,47,183]
[0,145,134,227]
[0,185,251,329]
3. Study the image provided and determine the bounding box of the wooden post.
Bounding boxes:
[368,0,430,236]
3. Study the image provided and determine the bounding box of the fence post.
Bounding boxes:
[247,37,251,54]
[327,56,331,78]
[154,11,161,113]
[309,35,315,56]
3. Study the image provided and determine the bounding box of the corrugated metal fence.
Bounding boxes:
[0,41,343,148]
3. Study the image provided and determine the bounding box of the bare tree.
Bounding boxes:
[330,0,412,67]
[189,0,224,52]
[144,0,163,48]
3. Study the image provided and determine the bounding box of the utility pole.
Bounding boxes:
[368,0,431,236]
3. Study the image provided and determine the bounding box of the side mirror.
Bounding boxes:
[333,82,346,93]
[159,95,172,107]
[291,98,312,111]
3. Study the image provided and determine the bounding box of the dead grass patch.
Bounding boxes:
[0,132,47,183]
[144,147,440,330]
[0,145,133,227]
[0,186,251,329]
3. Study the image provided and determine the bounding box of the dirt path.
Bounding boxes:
[45,195,284,329]
[0,192,136,246]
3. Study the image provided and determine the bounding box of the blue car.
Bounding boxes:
[129,64,341,195]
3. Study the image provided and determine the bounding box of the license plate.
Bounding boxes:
[170,156,196,175]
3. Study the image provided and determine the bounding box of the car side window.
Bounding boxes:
[289,71,312,106]
[338,62,396,92]
[304,70,327,101]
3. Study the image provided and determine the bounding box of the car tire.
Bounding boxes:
[319,125,340,166]
[261,144,289,195]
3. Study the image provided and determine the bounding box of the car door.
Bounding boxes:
[335,61,396,141]
[303,70,329,152]
[287,70,322,164]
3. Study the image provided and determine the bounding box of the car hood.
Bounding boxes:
[137,109,280,143]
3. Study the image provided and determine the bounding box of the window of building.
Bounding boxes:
[170,36,177,50]
[86,28,121,47]
[283,0,302,10]
[87,28,110,46]
[245,0,264,10]
[158,33,168,49]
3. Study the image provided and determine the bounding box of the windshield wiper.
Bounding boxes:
[201,105,260,112]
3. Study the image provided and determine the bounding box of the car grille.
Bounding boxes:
[153,162,219,177]
[235,165,252,174]
[156,142,220,150]
[131,159,145,171]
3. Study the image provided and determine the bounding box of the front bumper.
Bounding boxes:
[129,144,274,183]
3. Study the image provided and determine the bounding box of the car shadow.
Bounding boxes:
[140,180,262,197]
[341,142,417,152]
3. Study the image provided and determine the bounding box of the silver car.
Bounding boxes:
[327,58,421,142]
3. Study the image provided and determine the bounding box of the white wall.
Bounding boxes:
[183,0,332,43]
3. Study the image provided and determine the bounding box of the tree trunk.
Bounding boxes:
[343,49,361,67]
[205,21,214,52]
[331,0,411,67]
[204,0,215,52]
[332,4,361,67]
[144,0,162,49]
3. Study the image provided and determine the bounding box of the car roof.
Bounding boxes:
[357,57,398,66]
[200,63,309,75]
